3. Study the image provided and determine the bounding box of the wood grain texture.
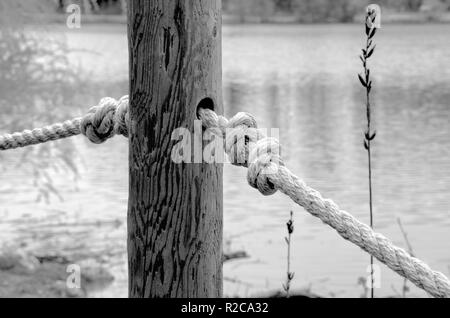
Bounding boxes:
[127,0,223,298]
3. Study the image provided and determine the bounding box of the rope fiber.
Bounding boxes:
[1,95,449,298]
[0,96,129,150]
[198,107,450,298]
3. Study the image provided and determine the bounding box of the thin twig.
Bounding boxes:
[283,211,295,298]
[359,6,379,298]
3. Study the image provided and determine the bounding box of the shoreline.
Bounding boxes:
[30,12,450,26]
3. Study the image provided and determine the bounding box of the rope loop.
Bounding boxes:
[224,112,260,167]
[114,96,130,137]
[227,112,257,130]
[225,125,260,167]
[80,96,129,144]
[200,109,284,195]
[225,111,284,195]
[247,138,284,196]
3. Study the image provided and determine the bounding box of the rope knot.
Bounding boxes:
[227,112,257,130]
[80,96,129,144]
[225,112,260,166]
[247,138,283,196]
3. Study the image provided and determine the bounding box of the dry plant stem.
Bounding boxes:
[283,211,294,298]
[365,36,374,299]
[359,16,377,299]
[397,218,415,298]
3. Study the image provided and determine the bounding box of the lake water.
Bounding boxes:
[0,23,449,298]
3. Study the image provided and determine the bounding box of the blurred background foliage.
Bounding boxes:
[31,0,450,22]
[222,0,450,23]
[3,1,450,22]
[0,0,86,203]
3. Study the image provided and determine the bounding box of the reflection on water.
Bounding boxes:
[0,24,449,297]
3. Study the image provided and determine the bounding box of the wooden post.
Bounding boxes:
[127,0,223,298]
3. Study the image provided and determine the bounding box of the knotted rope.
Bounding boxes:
[0,96,129,150]
[1,96,449,297]
[198,107,450,298]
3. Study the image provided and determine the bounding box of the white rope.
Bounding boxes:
[0,96,129,150]
[198,107,450,298]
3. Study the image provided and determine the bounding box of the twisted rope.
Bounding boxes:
[198,107,450,298]
[1,96,449,297]
[0,96,129,151]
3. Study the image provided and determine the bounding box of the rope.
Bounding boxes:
[197,107,450,298]
[0,96,129,151]
[1,95,449,297]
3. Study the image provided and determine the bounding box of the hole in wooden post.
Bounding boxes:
[196,97,215,119]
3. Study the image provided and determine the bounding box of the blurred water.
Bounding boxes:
[0,23,449,298]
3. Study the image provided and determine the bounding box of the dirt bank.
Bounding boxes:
[0,251,114,298]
